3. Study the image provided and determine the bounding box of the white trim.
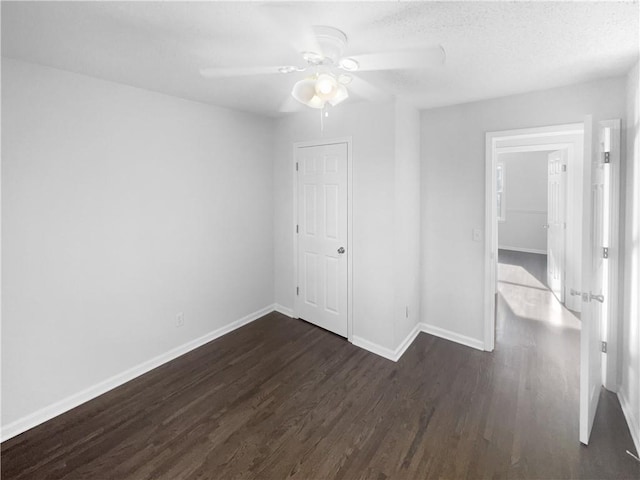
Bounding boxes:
[601,119,621,393]
[420,323,485,351]
[496,143,578,155]
[395,323,422,360]
[497,161,506,222]
[485,123,584,352]
[352,322,421,362]
[352,336,399,361]
[0,304,275,443]
[352,321,486,362]
[292,137,353,341]
[273,304,294,318]
[498,245,547,255]
[618,390,640,456]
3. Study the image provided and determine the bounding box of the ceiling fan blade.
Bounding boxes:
[347,76,390,102]
[350,45,446,72]
[278,95,305,114]
[199,66,284,78]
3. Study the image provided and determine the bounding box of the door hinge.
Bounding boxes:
[602,247,609,259]
[296,286,299,296]
[561,164,567,172]
[601,341,607,353]
[295,162,299,171]
[603,152,610,164]
[296,224,299,234]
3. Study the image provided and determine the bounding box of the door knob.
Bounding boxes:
[337,247,345,254]
[589,292,605,303]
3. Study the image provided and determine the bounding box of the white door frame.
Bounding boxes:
[485,120,621,391]
[598,118,622,393]
[484,123,584,351]
[292,137,354,342]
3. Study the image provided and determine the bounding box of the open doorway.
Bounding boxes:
[497,148,571,304]
[495,146,582,363]
[484,124,586,353]
[485,120,622,445]
[496,145,582,328]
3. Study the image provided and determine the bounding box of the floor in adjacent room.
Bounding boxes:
[2,251,639,479]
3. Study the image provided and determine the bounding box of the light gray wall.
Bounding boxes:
[1,59,275,428]
[620,60,640,452]
[274,102,397,350]
[394,101,421,345]
[274,100,421,352]
[498,151,550,253]
[420,76,628,344]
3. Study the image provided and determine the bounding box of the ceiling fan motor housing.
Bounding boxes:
[312,25,347,64]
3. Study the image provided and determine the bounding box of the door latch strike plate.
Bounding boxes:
[601,341,607,353]
[603,152,610,164]
[603,247,609,259]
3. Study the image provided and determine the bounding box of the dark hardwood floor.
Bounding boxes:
[2,253,639,478]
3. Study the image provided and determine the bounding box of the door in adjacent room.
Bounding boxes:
[547,149,567,303]
[295,142,348,337]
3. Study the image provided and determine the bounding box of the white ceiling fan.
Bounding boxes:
[199,25,445,112]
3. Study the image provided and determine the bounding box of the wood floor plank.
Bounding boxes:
[3,252,639,478]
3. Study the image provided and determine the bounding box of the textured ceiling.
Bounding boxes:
[2,1,638,117]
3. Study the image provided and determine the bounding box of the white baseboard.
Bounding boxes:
[352,336,398,361]
[273,304,294,318]
[352,323,422,362]
[498,245,546,255]
[395,323,422,360]
[420,323,485,351]
[0,304,275,443]
[618,390,640,455]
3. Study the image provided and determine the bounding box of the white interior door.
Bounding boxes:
[579,118,613,445]
[295,142,348,337]
[547,150,567,302]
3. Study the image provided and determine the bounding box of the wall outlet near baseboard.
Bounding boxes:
[176,312,185,327]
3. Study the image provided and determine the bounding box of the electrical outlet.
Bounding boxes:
[472,228,482,242]
[176,312,185,328]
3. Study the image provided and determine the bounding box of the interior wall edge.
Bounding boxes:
[618,389,640,456]
[274,304,294,318]
[420,322,485,352]
[0,303,277,443]
[352,321,421,362]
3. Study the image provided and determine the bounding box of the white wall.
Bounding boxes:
[421,77,628,344]
[274,100,421,354]
[274,102,396,350]
[394,101,421,345]
[1,59,274,431]
[498,151,549,253]
[619,61,640,453]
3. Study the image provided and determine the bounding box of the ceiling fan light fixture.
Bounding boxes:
[328,84,349,106]
[292,77,326,109]
[292,78,317,103]
[314,73,338,100]
[339,57,359,71]
[307,95,326,109]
